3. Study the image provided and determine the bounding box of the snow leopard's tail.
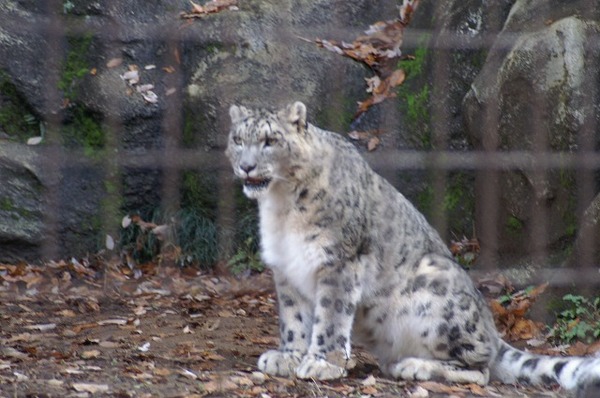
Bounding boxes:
[491,340,600,397]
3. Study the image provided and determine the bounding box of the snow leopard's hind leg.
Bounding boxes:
[387,357,490,385]
[384,255,497,386]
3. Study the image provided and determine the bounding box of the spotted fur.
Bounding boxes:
[225,102,600,396]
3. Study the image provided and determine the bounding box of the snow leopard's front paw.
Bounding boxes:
[257,350,303,377]
[295,355,347,380]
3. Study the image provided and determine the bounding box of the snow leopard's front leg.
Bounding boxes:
[258,271,313,377]
[295,261,362,380]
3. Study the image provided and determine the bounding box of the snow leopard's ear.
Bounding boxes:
[229,105,250,124]
[280,101,307,132]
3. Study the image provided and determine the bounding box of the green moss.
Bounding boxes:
[182,107,204,147]
[0,70,41,141]
[55,33,105,156]
[205,43,225,55]
[443,174,466,213]
[0,197,13,211]
[417,185,434,216]
[88,213,102,235]
[404,85,430,147]
[558,169,578,239]
[506,215,524,234]
[104,180,118,195]
[59,34,93,100]
[315,95,355,133]
[0,196,34,218]
[416,172,474,237]
[471,49,489,71]
[100,180,121,231]
[398,45,428,78]
[397,35,432,148]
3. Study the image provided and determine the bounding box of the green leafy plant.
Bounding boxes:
[227,236,264,275]
[63,0,75,14]
[61,106,105,155]
[119,209,219,268]
[550,294,600,344]
[497,285,536,305]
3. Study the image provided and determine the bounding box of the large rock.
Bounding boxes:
[0,142,108,262]
[0,143,45,262]
[463,0,600,260]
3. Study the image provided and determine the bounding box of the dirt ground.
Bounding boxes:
[0,260,568,397]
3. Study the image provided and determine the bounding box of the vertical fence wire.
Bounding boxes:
[40,0,65,261]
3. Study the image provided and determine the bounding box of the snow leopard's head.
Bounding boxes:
[226,102,309,199]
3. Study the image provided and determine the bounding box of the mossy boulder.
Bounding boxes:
[0,143,44,261]
[463,2,600,260]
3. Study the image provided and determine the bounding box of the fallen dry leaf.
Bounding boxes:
[97,318,128,326]
[138,342,151,352]
[419,380,468,394]
[181,0,238,18]
[408,385,429,398]
[142,91,159,104]
[105,234,115,250]
[586,339,600,355]
[177,368,198,380]
[1,347,29,359]
[81,349,101,359]
[367,136,381,152]
[26,136,43,145]
[348,130,371,141]
[72,382,109,393]
[362,374,377,386]
[121,70,140,85]
[99,341,119,348]
[57,309,77,317]
[466,383,489,396]
[491,283,548,341]
[106,58,123,68]
[203,376,239,393]
[25,323,56,331]
[361,385,378,395]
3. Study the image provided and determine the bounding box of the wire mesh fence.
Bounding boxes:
[6,4,600,397]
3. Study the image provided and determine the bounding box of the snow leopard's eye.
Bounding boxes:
[264,136,278,147]
[263,121,278,147]
[232,135,242,146]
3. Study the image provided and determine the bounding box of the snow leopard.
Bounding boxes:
[225,101,600,397]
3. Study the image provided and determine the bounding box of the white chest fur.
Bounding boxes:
[258,193,324,299]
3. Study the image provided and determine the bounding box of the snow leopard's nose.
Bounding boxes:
[240,163,256,174]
